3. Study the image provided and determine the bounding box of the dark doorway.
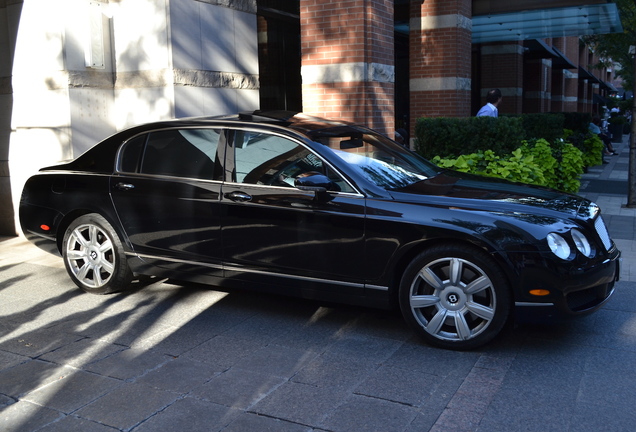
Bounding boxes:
[257,1,302,111]
[394,0,410,133]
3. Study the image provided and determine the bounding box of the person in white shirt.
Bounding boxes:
[476,89,502,117]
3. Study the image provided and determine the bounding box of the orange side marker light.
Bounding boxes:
[529,289,550,296]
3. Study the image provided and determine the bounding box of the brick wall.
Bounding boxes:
[479,43,524,115]
[300,0,395,134]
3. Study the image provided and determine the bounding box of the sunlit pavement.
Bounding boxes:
[1,138,635,432]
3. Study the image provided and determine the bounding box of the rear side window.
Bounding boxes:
[138,129,222,180]
[120,135,145,173]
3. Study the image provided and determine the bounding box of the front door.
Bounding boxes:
[220,129,367,295]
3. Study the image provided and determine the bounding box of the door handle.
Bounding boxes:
[115,182,135,191]
[225,191,252,202]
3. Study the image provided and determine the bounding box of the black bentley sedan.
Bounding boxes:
[19,111,621,349]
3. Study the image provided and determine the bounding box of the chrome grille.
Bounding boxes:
[595,216,612,251]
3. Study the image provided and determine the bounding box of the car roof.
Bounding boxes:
[181,110,356,134]
[41,111,359,174]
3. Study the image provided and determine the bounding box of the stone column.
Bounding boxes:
[0,0,20,235]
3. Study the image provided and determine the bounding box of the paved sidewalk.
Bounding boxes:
[1,138,635,432]
[578,135,636,282]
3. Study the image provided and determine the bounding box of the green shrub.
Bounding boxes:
[415,112,598,193]
[608,115,628,125]
[560,112,592,136]
[554,141,584,193]
[564,130,603,168]
[414,116,525,159]
[517,113,564,143]
[431,138,583,193]
[432,147,545,187]
[519,138,557,187]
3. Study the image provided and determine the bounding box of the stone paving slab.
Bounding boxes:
[1,259,634,432]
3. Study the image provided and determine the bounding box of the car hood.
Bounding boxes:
[392,170,595,220]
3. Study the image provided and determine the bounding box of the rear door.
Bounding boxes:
[110,127,226,274]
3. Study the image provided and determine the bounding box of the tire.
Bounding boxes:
[398,244,511,350]
[62,213,133,294]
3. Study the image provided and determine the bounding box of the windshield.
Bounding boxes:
[309,126,440,189]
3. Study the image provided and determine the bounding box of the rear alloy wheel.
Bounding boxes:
[62,213,132,294]
[399,245,511,350]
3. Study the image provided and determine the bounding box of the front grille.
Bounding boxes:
[594,216,612,251]
[566,282,614,312]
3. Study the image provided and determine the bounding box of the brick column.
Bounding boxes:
[524,59,552,113]
[551,69,565,112]
[562,69,579,112]
[560,37,580,112]
[479,42,524,115]
[409,0,472,133]
[300,0,395,135]
[578,79,590,113]
[551,37,578,112]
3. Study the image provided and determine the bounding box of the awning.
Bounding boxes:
[522,39,578,69]
[579,66,601,83]
[601,80,619,92]
[551,46,577,70]
[524,39,558,60]
[473,3,623,43]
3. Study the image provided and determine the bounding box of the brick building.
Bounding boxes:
[0,0,623,235]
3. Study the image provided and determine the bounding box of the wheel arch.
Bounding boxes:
[55,209,127,255]
[387,236,518,310]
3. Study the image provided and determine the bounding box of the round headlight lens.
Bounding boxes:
[547,233,571,260]
[571,229,592,257]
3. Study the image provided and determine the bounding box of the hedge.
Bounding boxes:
[414,112,598,193]
[414,116,525,159]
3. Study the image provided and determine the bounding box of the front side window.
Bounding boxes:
[138,128,222,180]
[232,131,354,192]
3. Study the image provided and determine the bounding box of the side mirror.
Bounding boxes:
[294,172,339,192]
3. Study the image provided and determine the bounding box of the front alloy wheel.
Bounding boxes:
[399,245,510,350]
[63,213,132,294]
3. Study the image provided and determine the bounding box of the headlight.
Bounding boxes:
[547,233,571,260]
[571,229,592,257]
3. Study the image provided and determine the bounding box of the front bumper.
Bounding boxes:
[514,248,621,322]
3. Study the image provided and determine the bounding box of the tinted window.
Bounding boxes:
[140,129,221,180]
[233,131,353,192]
[120,135,146,173]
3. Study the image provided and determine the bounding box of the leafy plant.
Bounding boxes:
[432,138,583,193]
[553,141,584,193]
[519,139,557,186]
[563,129,603,168]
